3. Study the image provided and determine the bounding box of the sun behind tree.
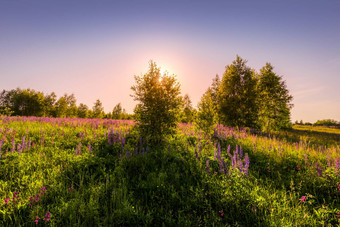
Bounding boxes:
[131,61,182,144]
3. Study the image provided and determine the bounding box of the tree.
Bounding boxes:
[257,63,293,131]
[92,99,104,119]
[131,61,182,143]
[218,56,258,128]
[112,103,123,119]
[77,103,89,118]
[196,88,218,136]
[54,96,68,118]
[64,94,77,117]
[8,88,45,117]
[44,92,57,117]
[180,94,194,123]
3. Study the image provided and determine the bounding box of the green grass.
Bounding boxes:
[1,116,340,226]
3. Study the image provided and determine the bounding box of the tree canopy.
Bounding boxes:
[131,61,182,143]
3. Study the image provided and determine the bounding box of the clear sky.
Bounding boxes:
[1,0,339,123]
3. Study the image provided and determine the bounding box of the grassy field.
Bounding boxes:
[1,116,340,226]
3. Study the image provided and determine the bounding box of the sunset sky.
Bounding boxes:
[1,0,339,123]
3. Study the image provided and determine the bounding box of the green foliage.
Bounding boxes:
[257,63,293,131]
[180,94,195,123]
[195,88,217,136]
[314,119,340,127]
[131,61,182,143]
[112,103,123,119]
[0,88,46,117]
[218,56,259,128]
[78,103,89,118]
[91,99,104,119]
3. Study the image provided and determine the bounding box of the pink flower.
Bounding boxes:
[4,198,10,205]
[299,196,306,203]
[45,212,51,218]
[35,216,40,225]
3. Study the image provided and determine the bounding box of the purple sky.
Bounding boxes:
[1,0,339,122]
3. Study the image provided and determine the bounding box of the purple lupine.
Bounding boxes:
[239,146,243,159]
[244,154,250,176]
[217,143,221,161]
[11,138,15,152]
[213,148,217,160]
[88,143,92,153]
[218,158,224,173]
[206,157,210,175]
[238,159,244,175]
[335,157,340,174]
[21,135,26,152]
[199,140,201,156]
[304,153,308,165]
[315,163,323,177]
[108,131,112,145]
[222,157,228,174]
[227,145,232,159]
[28,138,31,150]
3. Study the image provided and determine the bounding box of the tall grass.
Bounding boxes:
[0,116,340,226]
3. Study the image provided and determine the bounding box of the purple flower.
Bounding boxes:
[244,154,250,176]
[4,197,9,205]
[206,158,210,175]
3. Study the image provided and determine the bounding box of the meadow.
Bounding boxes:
[1,116,340,226]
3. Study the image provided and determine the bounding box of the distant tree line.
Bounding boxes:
[295,119,340,127]
[0,88,133,119]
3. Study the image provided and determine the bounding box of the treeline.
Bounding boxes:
[0,88,133,119]
[295,119,340,127]
[1,56,294,132]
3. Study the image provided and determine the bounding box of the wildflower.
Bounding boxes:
[206,158,210,176]
[244,154,250,176]
[35,216,40,225]
[336,184,340,193]
[43,212,51,222]
[299,196,306,203]
[336,212,340,222]
[315,163,323,177]
[4,198,10,205]
[296,165,300,171]
[12,192,19,203]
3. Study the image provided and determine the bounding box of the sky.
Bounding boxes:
[0,0,339,123]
